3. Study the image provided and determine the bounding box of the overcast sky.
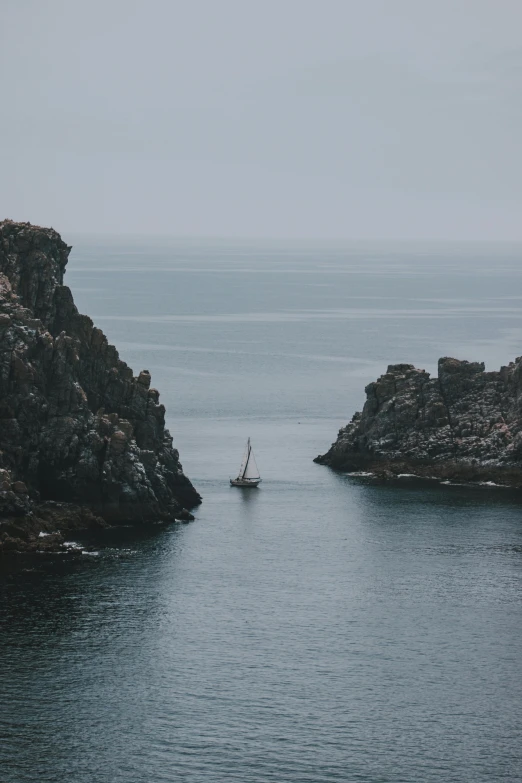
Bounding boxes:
[1,0,521,239]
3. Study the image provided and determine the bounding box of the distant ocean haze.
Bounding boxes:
[68,237,522,426]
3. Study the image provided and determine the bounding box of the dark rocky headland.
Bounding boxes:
[315,357,522,487]
[0,220,201,553]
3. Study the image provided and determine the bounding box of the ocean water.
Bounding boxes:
[1,238,522,782]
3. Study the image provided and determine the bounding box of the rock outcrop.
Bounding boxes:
[0,220,201,552]
[315,357,522,486]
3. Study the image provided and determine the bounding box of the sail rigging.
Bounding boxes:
[231,437,261,486]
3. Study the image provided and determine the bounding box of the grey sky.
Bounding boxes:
[1,0,521,238]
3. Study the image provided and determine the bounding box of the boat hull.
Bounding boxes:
[230,478,261,488]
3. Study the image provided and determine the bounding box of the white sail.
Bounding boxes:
[243,446,260,480]
[237,439,251,478]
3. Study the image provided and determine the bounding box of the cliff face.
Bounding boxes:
[0,221,200,552]
[315,357,522,485]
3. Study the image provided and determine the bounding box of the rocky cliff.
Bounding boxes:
[0,220,201,553]
[315,357,522,486]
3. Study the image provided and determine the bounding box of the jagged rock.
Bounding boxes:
[137,370,151,389]
[0,220,201,552]
[12,481,27,494]
[315,357,522,486]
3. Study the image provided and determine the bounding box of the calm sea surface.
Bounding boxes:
[1,238,522,782]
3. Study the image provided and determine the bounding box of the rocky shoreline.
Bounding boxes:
[315,358,522,487]
[0,221,201,554]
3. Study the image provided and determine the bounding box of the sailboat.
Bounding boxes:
[230,437,261,487]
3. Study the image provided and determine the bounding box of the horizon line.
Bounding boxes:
[62,232,522,244]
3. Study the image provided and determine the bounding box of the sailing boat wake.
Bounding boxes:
[230,438,262,487]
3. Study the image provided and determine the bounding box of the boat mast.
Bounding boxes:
[241,438,251,479]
